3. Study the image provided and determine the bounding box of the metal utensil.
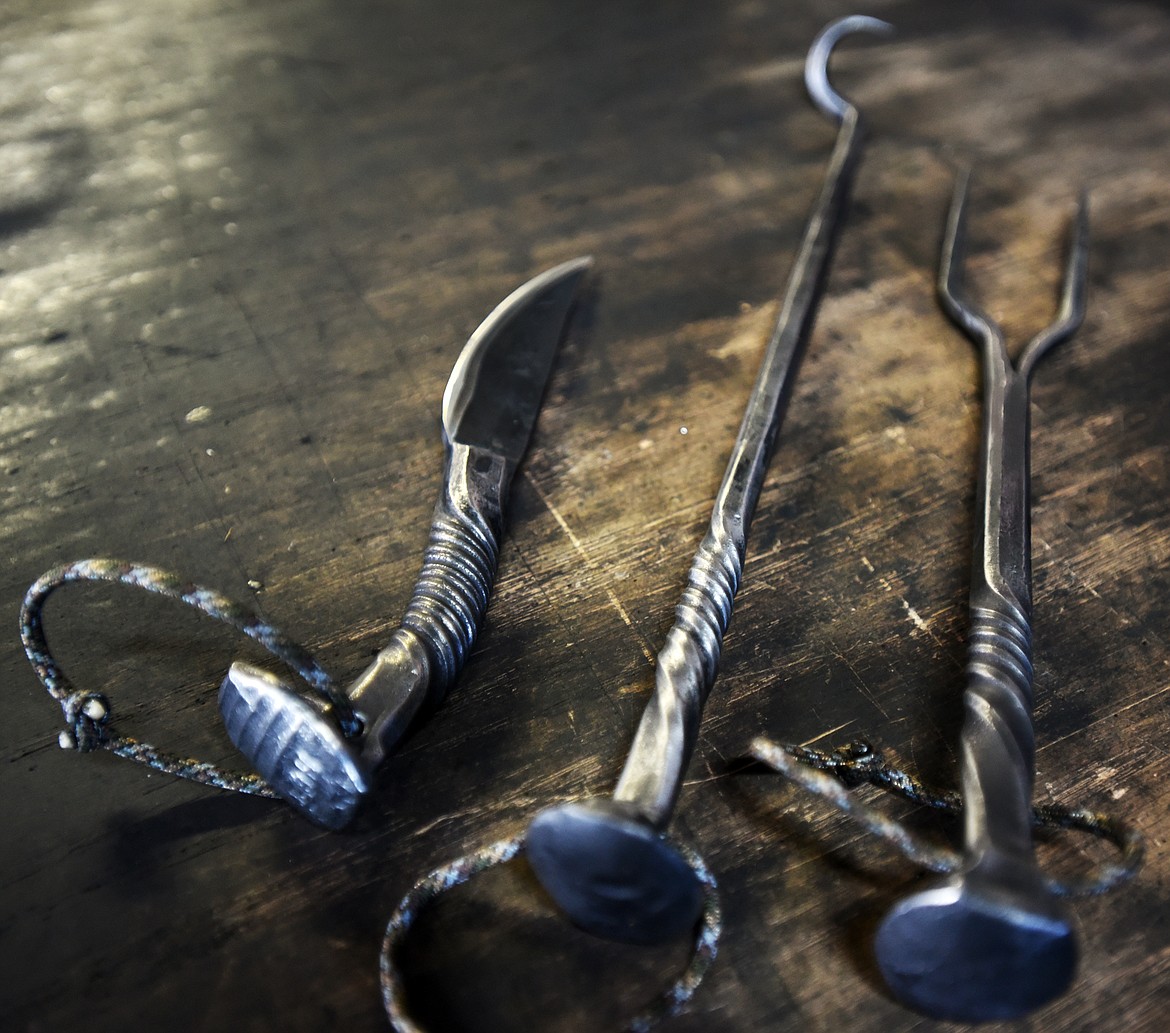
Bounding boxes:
[219,257,592,830]
[526,15,892,944]
[873,173,1087,1021]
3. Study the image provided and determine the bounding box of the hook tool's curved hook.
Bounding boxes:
[806,14,894,123]
[526,16,893,946]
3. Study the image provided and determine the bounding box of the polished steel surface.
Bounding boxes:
[444,260,593,460]
[874,173,1088,1021]
[218,258,591,829]
[527,16,891,944]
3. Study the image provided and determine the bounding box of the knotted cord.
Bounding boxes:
[749,735,1143,896]
[20,558,359,795]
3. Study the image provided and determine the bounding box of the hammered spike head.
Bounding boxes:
[219,662,369,830]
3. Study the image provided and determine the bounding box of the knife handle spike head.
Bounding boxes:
[218,661,369,830]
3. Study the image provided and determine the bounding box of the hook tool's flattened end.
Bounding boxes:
[874,870,1077,1022]
[219,662,369,830]
[804,14,894,122]
[526,799,703,945]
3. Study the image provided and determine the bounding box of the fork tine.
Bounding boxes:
[938,169,1007,358]
[1018,191,1089,377]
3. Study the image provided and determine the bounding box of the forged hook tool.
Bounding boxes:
[874,172,1088,1021]
[526,15,893,944]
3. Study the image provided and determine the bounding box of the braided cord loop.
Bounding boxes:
[381,832,721,1033]
[20,558,347,794]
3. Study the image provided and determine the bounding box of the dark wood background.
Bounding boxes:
[2,1,1167,1030]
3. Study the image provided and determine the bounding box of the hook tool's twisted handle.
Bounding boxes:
[612,518,742,824]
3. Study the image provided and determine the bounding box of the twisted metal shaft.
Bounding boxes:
[864,180,1093,1023]
[962,364,1039,860]
[614,16,890,827]
[401,443,504,697]
[963,585,1039,862]
[345,442,508,766]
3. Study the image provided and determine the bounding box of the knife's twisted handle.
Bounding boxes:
[401,441,507,699]
[347,441,507,766]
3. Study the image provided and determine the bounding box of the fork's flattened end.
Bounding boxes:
[526,799,703,945]
[874,871,1077,1021]
[219,661,369,830]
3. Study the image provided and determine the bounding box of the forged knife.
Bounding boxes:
[218,257,592,829]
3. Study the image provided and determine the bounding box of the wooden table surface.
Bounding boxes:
[3,1,1168,1030]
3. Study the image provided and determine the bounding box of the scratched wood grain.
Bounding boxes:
[2,1,1168,1031]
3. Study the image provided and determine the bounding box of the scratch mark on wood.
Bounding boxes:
[327,245,424,395]
[834,646,891,721]
[871,559,947,648]
[800,720,856,747]
[1042,682,1170,753]
[224,283,350,515]
[524,471,657,664]
[507,542,627,723]
[901,598,929,633]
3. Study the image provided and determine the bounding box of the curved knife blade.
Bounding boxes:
[443,256,592,460]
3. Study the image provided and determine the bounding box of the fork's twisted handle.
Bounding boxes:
[961,360,1041,865]
[868,174,1091,1028]
[963,584,1039,866]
